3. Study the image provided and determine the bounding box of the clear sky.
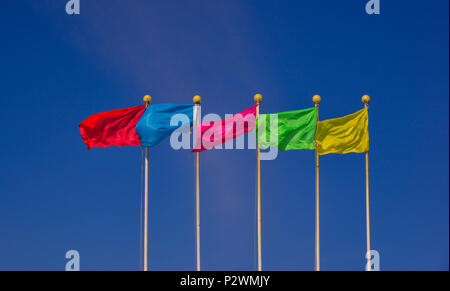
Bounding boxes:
[0,0,448,271]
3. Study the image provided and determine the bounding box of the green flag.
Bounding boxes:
[257,107,317,151]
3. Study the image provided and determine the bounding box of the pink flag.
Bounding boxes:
[193,105,258,152]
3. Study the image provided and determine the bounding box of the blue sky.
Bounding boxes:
[0,0,447,270]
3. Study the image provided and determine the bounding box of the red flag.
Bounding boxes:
[79,105,147,150]
[193,105,258,152]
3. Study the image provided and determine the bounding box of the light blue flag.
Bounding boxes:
[136,103,194,147]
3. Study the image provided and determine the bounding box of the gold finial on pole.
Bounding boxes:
[143,95,152,105]
[313,94,322,105]
[254,93,263,104]
[193,95,202,105]
[362,95,370,106]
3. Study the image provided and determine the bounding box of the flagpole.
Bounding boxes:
[362,95,371,271]
[143,94,152,271]
[193,95,202,271]
[313,95,321,271]
[254,93,263,271]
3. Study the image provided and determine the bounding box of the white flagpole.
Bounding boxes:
[193,95,202,271]
[143,95,152,271]
[313,95,321,271]
[362,95,372,271]
[254,93,263,271]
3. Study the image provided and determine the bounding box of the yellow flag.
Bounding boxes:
[316,108,369,155]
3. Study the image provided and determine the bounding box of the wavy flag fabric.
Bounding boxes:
[79,103,193,150]
[316,108,369,155]
[193,105,258,152]
[257,107,317,151]
[79,105,147,150]
[136,103,194,147]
